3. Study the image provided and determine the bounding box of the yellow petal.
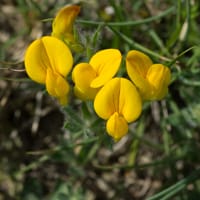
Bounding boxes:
[58,96,68,106]
[72,63,99,100]
[24,36,73,84]
[126,50,153,77]
[89,49,122,88]
[73,87,88,100]
[55,76,70,97]
[106,112,128,141]
[40,36,73,76]
[94,78,120,119]
[118,78,142,122]
[25,38,47,83]
[147,64,171,100]
[46,68,58,97]
[46,68,70,105]
[126,50,154,99]
[94,77,142,122]
[56,76,70,105]
[52,5,80,43]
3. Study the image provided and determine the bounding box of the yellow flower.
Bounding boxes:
[72,49,122,100]
[51,4,82,51]
[24,36,73,105]
[126,50,171,101]
[94,77,142,141]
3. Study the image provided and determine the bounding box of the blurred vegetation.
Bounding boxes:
[0,0,200,199]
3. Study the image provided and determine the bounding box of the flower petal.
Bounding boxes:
[147,64,171,100]
[94,78,120,119]
[106,112,128,141]
[94,77,142,122]
[25,38,47,83]
[51,5,80,43]
[126,50,154,99]
[46,68,70,105]
[72,63,99,100]
[89,49,122,88]
[24,36,73,84]
[126,50,153,77]
[56,76,70,105]
[40,36,73,76]
[119,78,142,122]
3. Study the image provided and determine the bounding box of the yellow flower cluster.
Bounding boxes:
[25,5,80,105]
[72,49,171,140]
[24,5,171,141]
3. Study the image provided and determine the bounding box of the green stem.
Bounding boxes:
[108,26,172,61]
[77,6,175,27]
[147,168,200,200]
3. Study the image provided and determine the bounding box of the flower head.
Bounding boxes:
[126,50,171,101]
[51,4,82,51]
[94,77,142,141]
[72,49,122,100]
[24,36,73,105]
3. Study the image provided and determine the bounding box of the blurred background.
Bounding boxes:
[0,0,200,199]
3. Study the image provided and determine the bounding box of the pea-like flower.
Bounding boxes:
[51,4,82,51]
[72,49,122,100]
[94,77,142,141]
[126,50,171,101]
[24,36,73,105]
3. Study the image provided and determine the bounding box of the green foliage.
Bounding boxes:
[0,0,200,199]
[50,182,87,200]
